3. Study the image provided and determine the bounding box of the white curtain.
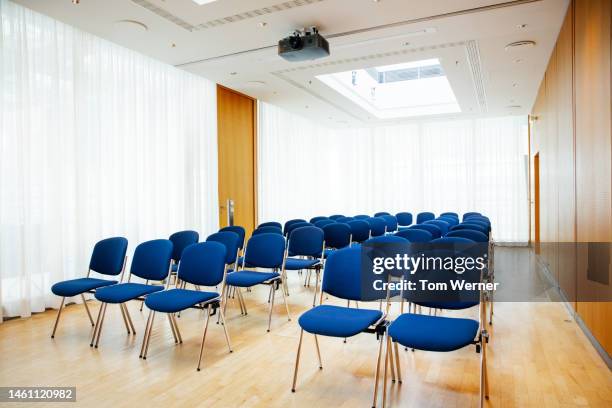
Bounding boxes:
[0,0,218,320]
[258,102,529,243]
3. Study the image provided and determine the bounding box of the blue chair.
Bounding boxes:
[50,237,128,338]
[365,235,408,244]
[253,226,283,235]
[438,216,459,226]
[416,212,435,224]
[354,214,370,219]
[314,219,335,228]
[329,214,344,220]
[367,217,387,237]
[409,223,442,239]
[225,233,290,332]
[396,212,413,229]
[447,230,489,242]
[286,226,325,305]
[309,216,329,224]
[286,221,312,238]
[141,242,232,369]
[347,220,370,244]
[381,215,398,233]
[206,231,242,267]
[440,212,459,218]
[219,226,246,250]
[451,223,489,236]
[463,212,481,221]
[466,218,491,231]
[169,230,199,273]
[259,221,282,229]
[424,219,450,236]
[335,216,354,224]
[386,236,489,406]
[291,247,388,407]
[284,219,307,235]
[92,239,173,348]
[395,229,433,242]
[374,212,391,217]
[322,223,352,257]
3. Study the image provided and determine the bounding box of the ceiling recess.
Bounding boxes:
[504,40,536,51]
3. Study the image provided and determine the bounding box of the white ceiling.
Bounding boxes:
[13,0,569,127]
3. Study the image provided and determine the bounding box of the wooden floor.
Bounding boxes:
[0,248,610,407]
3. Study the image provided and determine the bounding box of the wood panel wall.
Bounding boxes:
[530,0,611,356]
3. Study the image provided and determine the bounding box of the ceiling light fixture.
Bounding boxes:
[192,0,219,5]
[505,40,536,51]
[72,0,80,4]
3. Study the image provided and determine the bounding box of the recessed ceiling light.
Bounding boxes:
[259,22,267,27]
[514,58,523,63]
[192,0,218,5]
[243,81,266,88]
[230,72,237,75]
[505,40,536,51]
[113,20,148,31]
[506,105,522,109]
[517,24,528,29]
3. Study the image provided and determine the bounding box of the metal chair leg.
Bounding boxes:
[314,335,322,369]
[123,303,136,334]
[90,301,104,346]
[382,334,391,408]
[389,336,396,383]
[372,333,384,408]
[94,302,108,348]
[394,341,402,384]
[142,311,156,359]
[139,310,153,358]
[50,297,66,338]
[280,281,291,321]
[81,294,94,326]
[291,329,304,392]
[196,305,212,371]
[267,283,276,332]
[172,314,183,343]
[119,303,131,334]
[168,314,178,344]
[219,304,233,353]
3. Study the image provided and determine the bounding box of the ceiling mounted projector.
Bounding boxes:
[278,27,330,62]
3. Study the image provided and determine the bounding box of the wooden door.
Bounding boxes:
[217,85,257,235]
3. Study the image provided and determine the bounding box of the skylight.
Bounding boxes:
[316,58,461,119]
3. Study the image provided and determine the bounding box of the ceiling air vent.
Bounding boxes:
[504,40,536,51]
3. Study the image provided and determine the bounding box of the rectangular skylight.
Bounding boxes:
[316,58,461,119]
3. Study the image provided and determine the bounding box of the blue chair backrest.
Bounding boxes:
[365,235,408,244]
[321,247,365,301]
[253,226,283,235]
[381,215,398,233]
[347,220,370,243]
[463,212,481,221]
[416,212,435,224]
[329,214,344,220]
[395,212,412,226]
[409,223,441,239]
[289,226,324,258]
[424,219,450,235]
[131,239,173,281]
[440,212,458,218]
[285,221,312,237]
[244,233,286,269]
[395,229,433,242]
[89,237,128,276]
[335,216,354,224]
[367,217,386,237]
[465,219,490,232]
[259,221,282,229]
[374,212,391,217]
[284,219,306,235]
[169,230,199,262]
[178,242,226,287]
[206,231,241,265]
[446,230,489,242]
[468,216,490,225]
[323,223,352,249]
[310,216,329,224]
[451,223,488,235]
[219,226,246,249]
[437,216,459,226]
[314,219,336,228]
[354,214,370,219]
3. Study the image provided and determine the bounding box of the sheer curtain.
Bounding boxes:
[258,102,529,243]
[0,0,218,320]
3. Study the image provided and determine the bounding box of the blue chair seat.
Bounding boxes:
[94,282,164,304]
[145,289,219,313]
[51,278,117,297]
[388,313,479,352]
[226,270,280,287]
[298,305,383,338]
[284,258,320,270]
